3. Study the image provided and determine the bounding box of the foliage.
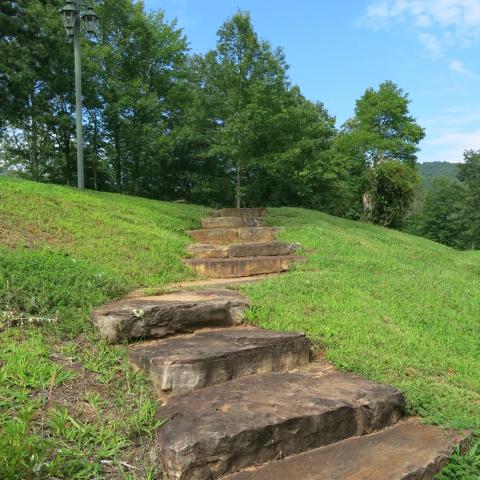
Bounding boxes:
[344,80,425,168]
[418,161,460,189]
[366,160,420,227]
[418,177,469,249]
[180,11,337,208]
[409,151,480,250]
[458,150,480,250]
[334,81,425,224]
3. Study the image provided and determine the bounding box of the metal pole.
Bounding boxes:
[73,0,84,189]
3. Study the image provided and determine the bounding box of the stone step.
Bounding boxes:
[184,255,304,278]
[128,327,310,397]
[201,217,264,229]
[186,227,281,244]
[225,419,466,480]
[155,365,405,480]
[187,241,300,259]
[91,289,248,343]
[215,208,266,217]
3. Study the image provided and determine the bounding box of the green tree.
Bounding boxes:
[419,176,469,248]
[458,150,480,249]
[194,11,294,207]
[338,81,425,223]
[183,11,337,208]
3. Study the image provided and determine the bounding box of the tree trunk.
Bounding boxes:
[29,93,40,181]
[92,114,99,191]
[64,134,72,186]
[113,122,122,192]
[235,160,241,208]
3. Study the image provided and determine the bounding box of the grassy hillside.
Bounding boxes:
[0,178,209,479]
[419,161,460,189]
[1,178,479,478]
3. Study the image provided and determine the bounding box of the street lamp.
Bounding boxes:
[59,1,99,189]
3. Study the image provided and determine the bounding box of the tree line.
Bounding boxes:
[1,0,440,232]
[405,150,480,250]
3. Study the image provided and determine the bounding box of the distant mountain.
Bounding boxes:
[418,162,460,189]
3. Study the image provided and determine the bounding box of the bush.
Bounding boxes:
[367,160,420,228]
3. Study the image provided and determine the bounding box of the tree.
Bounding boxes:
[419,177,469,248]
[458,150,480,249]
[192,11,294,207]
[182,11,337,208]
[338,81,425,223]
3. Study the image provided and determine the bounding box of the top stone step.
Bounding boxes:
[201,216,263,229]
[214,208,266,217]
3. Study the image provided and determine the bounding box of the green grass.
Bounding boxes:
[1,178,479,478]
[242,207,480,478]
[0,177,208,479]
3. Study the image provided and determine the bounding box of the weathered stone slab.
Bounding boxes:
[128,327,309,396]
[155,366,405,480]
[215,208,266,217]
[184,255,304,278]
[187,242,300,259]
[225,420,466,480]
[91,289,248,343]
[186,227,281,245]
[228,241,300,258]
[186,244,230,259]
[201,217,264,229]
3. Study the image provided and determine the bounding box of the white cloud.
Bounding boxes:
[362,0,480,56]
[418,32,445,58]
[448,59,476,76]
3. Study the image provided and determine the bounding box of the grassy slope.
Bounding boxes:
[1,178,479,478]
[244,208,480,478]
[0,178,208,479]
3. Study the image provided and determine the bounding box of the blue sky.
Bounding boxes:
[143,0,480,164]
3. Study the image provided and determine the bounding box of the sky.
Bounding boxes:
[143,0,480,164]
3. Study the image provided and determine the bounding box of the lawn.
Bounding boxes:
[243,207,480,478]
[1,178,479,478]
[0,177,208,479]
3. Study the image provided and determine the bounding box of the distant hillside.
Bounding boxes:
[418,161,460,189]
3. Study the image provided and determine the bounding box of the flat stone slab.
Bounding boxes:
[215,208,266,217]
[184,255,304,278]
[186,227,281,245]
[187,241,300,259]
[155,365,405,480]
[225,420,466,480]
[128,327,310,396]
[201,217,264,229]
[91,289,248,343]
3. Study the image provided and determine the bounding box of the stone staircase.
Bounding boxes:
[91,208,465,480]
[184,208,304,278]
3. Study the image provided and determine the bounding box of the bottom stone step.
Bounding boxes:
[225,420,466,480]
[128,327,310,397]
[184,255,304,278]
[155,365,404,480]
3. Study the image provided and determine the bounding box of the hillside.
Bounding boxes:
[1,178,479,478]
[419,161,460,189]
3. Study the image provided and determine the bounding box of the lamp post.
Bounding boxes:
[59,1,99,190]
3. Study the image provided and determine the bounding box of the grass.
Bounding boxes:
[0,177,208,479]
[1,178,479,478]
[242,207,480,478]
